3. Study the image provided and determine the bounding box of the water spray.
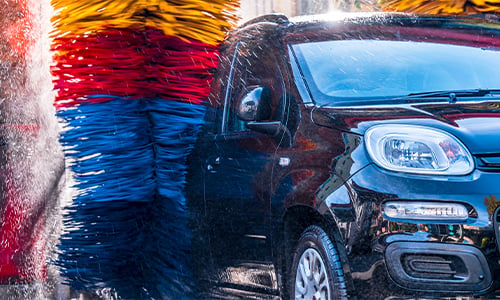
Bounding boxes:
[50,0,239,298]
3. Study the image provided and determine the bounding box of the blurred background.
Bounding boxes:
[238,0,379,21]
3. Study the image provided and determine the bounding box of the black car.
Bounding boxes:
[186,12,500,299]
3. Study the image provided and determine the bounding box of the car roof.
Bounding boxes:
[238,11,500,28]
[231,12,500,48]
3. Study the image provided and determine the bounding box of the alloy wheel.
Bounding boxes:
[294,248,330,300]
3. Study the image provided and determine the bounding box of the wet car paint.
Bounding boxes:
[186,13,500,299]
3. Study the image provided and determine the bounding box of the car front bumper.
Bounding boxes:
[336,164,500,299]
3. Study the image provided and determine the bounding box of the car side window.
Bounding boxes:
[224,36,284,133]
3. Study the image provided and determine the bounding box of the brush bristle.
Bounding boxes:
[51,0,240,297]
[378,0,500,14]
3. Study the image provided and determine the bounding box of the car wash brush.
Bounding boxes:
[50,0,239,298]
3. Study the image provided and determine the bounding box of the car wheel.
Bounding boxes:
[290,225,347,300]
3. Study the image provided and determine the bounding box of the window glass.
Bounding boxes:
[225,37,284,133]
[292,40,500,105]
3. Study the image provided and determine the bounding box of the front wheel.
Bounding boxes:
[289,225,347,300]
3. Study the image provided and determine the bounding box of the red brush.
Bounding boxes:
[52,30,219,108]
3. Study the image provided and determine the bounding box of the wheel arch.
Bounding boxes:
[276,204,356,298]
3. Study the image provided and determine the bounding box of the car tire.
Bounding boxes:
[289,225,347,300]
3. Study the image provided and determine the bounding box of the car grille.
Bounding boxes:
[476,155,500,171]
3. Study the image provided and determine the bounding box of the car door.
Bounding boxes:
[192,25,287,293]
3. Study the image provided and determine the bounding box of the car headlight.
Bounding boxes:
[365,124,474,175]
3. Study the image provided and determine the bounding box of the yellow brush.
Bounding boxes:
[379,0,500,14]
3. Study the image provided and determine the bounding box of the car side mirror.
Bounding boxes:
[236,85,271,122]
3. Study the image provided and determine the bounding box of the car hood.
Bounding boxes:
[311,100,500,154]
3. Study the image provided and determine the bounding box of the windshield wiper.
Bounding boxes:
[405,89,500,103]
[317,89,500,107]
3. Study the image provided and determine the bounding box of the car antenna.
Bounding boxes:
[448,92,457,104]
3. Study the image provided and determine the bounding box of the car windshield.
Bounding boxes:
[291,40,500,106]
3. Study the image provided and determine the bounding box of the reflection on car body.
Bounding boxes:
[186,12,500,299]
